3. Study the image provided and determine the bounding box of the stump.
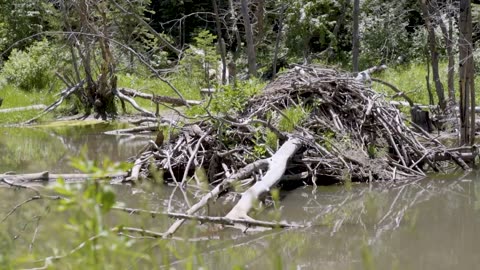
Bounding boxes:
[410,105,433,133]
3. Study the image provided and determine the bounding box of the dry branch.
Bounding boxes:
[119,88,201,107]
[24,80,85,124]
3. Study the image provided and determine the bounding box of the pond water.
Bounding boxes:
[1,123,480,269]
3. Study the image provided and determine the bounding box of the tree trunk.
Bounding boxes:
[459,0,475,145]
[212,0,228,85]
[419,0,446,111]
[329,0,351,61]
[254,0,265,44]
[436,1,455,108]
[240,0,257,77]
[226,138,302,220]
[352,0,360,72]
[272,5,286,80]
[228,0,242,84]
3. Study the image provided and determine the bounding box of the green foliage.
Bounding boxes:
[179,30,220,88]
[204,78,265,116]
[278,105,311,132]
[46,155,134,268]
[0,0,60,53]
[359,1,415,68]
[284,0,345,61]
[1,40,60,91]
[265,129,279,151]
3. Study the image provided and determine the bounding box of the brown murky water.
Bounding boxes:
[1,124,479,269]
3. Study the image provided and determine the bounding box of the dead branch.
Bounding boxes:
[119,88,201,107]
[114,88,156,117]
[24,80,85,124]
[111,206,304,229]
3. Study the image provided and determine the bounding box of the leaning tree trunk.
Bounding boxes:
[240,0,257,77]
[459,0,475,145]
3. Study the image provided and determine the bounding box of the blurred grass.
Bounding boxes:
[0,83,57,124]
[372,61,480,105]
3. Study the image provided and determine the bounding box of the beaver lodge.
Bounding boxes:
[117,65,477,231]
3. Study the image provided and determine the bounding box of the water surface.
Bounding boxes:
[0,123,479,269]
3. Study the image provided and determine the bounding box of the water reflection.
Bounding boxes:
[0,123,150,173]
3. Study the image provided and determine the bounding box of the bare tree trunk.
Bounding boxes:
[226,138,302,220]
[272,5,286,80]
[254,0,265,43]
[212,0,227,85]
[328,0,351,61]
[240,0,257,77]
[435,1,455,108]
[420,0,446,111]
[228,0,242,84]
[459,0,475,145]
[352,0,360,72]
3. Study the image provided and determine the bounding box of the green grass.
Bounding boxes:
[372,61,480,106]
[0,83,57,124]
[117,73,202,114]
[372,62,448,105]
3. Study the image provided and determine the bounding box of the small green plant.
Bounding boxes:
[179,30,219,88]
[278,105,311,132]
[1,39,61,91]
[265,129,279,151]
[46,154,133,268]
[207,78,265,115]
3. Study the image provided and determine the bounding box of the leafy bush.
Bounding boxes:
[210,78,265,115]
[1,39,58,90]
[179,30,220,88]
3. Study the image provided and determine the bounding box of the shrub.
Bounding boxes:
[1,39,58,91]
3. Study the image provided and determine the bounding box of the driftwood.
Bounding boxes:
[0,105,47,113]
[104,125,159,135]
[0,171,127,184]
[122,65,476,235]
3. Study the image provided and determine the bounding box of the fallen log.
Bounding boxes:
[0,171,128,184]
[118,88,201,107]
[112,206,305,229]
[163,159,270,236]
[114,88,156,118]
[104,125,159,135]
[226,137,302,220]
[0,105,47,113]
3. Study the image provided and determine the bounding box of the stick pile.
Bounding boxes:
[131,65,471,186]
